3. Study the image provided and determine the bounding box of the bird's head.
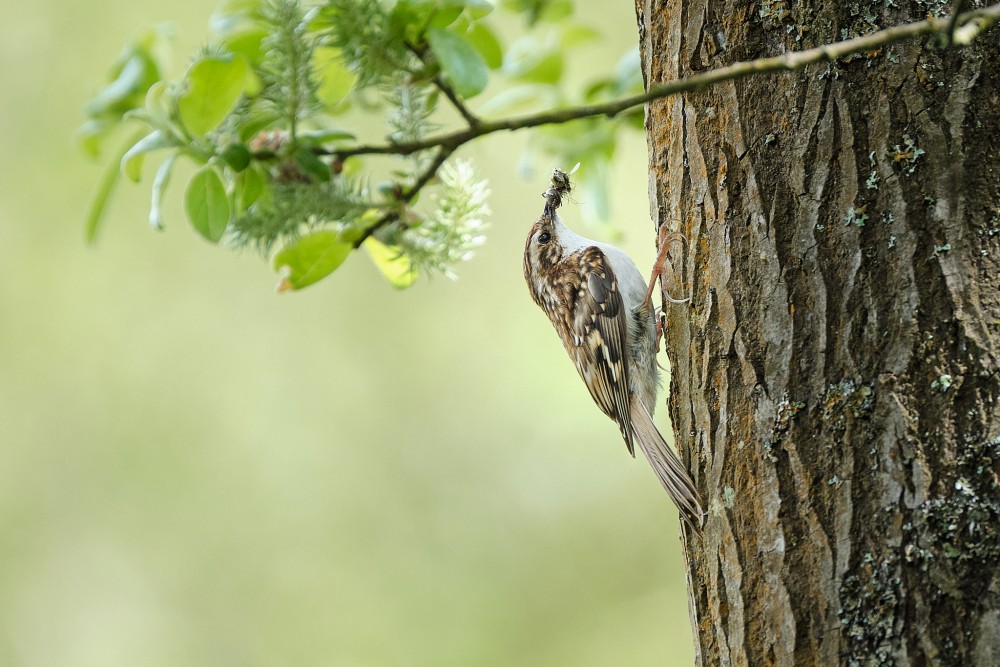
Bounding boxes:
[523,213,562,278]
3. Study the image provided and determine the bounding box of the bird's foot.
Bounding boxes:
[644,227,690,305]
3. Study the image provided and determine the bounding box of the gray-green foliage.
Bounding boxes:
[80,0,642,290]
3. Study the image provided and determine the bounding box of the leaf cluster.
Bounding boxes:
[80,0,643,291]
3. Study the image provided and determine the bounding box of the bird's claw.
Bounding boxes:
[645,228,690,305]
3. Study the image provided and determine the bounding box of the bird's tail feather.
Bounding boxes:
[630,401,705,531]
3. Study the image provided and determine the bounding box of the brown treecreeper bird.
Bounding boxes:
[523,169,704,530]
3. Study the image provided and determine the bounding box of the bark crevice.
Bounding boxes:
[637,2,1000,664]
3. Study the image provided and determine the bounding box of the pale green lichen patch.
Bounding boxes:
[912,488,1000,570]
[866,151,879,190]
[887,134,925,175]
[845,205,869,227]
[901,472,1000,667]
[722,486,736,509]
[930,374,952,392]
[757,0,813,42]
[915,0,949,17]
[840,2,881,43]
[901,432,1000,662]
[766,392,806,461]
[900,432,1000,659]
[821,380,875,431]
[930,243,951,259]
[839,550,901,666]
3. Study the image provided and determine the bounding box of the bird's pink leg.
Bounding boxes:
[644,228,690,306]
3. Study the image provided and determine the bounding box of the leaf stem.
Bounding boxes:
[84,128,147,244]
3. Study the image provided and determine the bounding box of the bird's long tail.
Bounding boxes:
[630,400,705,531]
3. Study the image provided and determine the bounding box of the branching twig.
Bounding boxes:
[352,145,456,248]
[253,2,998,250]
[947,0,971,44]
[318,3,998,162]
[404,145,455,201]
[404,40,482,127]
[432,76,482,127]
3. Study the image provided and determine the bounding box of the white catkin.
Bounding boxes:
[398,159,490,279]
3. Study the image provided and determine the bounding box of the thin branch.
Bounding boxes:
[351,145,455,248]
[247,0,999,254]
[404,40,482,127]
[947,0,970,44]
[403,145,455,201]
[432,75,482,127]
[319,3,999,162]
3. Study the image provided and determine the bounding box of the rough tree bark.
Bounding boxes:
[636,0,1000,664]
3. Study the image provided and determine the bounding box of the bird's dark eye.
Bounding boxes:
[538,231,551,244]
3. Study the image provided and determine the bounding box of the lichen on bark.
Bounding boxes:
[635,0,1000,664]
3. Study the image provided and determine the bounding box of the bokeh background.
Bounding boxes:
[0,1,695,665]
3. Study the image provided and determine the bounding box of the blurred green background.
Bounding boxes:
[0,1,695,665]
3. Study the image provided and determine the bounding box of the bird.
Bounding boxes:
[523,188,704,531]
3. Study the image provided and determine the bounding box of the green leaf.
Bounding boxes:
[517,52,562,83]
[365,238,417,289]
[121,130,174,182]
[336,224,367,247]
[237,109,282,142]
[235,164,266,213]
[243,68,264,98]
[583,78,616,103]
[503,38,563,84]
[295,148,331,182]
[539,118,616,159]
[84,152,123,244]
[131,80,174,131]
[184,165,231,243]
[299,128,356,144]
[538,0,573,22]
[221,27,268,67]
[502,0,571,25]
[389,1,435,44]
[465,23,503,69]
[210,0,262,35]
[429,5,464,27]
[273,231,351,291]
[427,27,488,99]
[84,129,146,244]
[463,0,495,20]
[478,84,554,116]
[86,49,161,119]
[313,47,358,108]
[149,153,178,230]
[178,55,248,136]
[560,23,601,47]
[622,108,644,131]
[615,48,643,94]
[77,119,114,159]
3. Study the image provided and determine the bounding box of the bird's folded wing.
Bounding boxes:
[569,247,635,455]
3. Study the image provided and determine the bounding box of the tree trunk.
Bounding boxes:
[636,1,1000,664]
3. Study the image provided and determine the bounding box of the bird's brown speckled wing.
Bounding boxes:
[569,246,635,456]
